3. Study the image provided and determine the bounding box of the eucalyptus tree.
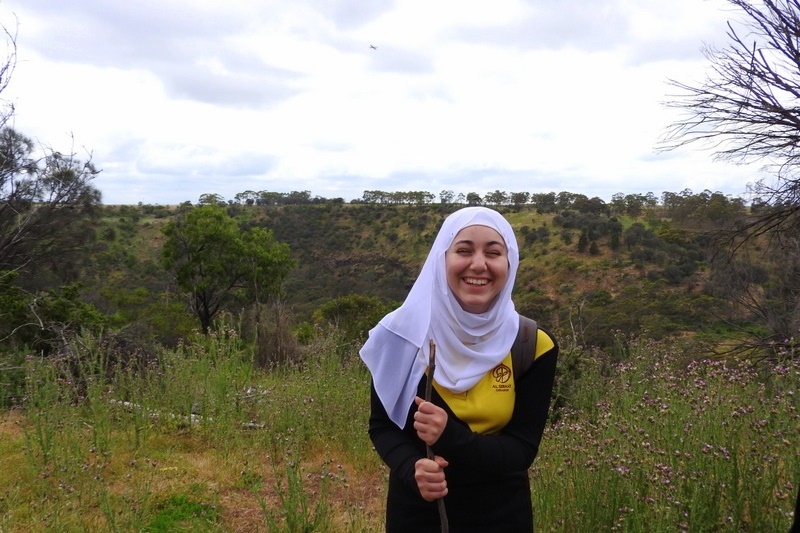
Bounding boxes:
[531,192,557,213]
[161,204,294,334]
[484,190,507,205]
[466,192,482,205]
[439,189,455,204]
[509,191,530,207]
[0,128,101,279]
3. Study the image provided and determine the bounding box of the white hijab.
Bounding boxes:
[360,206,520,428]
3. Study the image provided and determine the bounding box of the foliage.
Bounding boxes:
[311,293,396,348]
[0,349,24,407]
[161,205,295,333]
[6,188,795,358]
[360,190,435,204]
[707,237,800,359]
[0,129,102,279]
[2,329,798,531]
[261,461,332,533]
[248,300,303,368]
[0,276,106,357]
[259,204,426,318]
[569,281,720,350]
[0,126,103,354]
[0,270,28,347]
[0,189,764,364]
[660,0,800,356]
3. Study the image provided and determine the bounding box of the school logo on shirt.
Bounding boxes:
[492,363,511,384]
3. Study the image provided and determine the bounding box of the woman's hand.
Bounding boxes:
[414,396,448,446]
[414,456,449,501]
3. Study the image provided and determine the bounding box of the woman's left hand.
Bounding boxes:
[413,396,448,446]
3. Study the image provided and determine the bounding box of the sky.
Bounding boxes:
[0,0,766,205]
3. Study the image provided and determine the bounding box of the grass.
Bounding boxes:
[534,336,799,532]
[1,327,797,531]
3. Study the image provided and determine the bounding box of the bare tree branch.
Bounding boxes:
[660,0,800,359]
[0,13,17,130]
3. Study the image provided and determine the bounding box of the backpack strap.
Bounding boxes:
[511,315,538,381]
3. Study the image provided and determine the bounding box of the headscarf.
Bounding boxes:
[359,206,520,428]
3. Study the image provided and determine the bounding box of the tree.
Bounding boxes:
[466,192,482,205]
[577,231,589,253]
[0,18,16,130]
[555,191,579,210]
[531,192,557,213]
[0,23,104,350]
[0,129,102,278]
[439,190,455,204]
[660,0,800,238]
[624,194,645,217]
[573,196,607,215]
[660,0,800,356]
[197,192,224,205]
[707,241,799,359]
[509,191,530,207]
[286,190,312,204]
[484,190,508,205]
[161,205,294,334]
[610,193,627,215]
[312,294,395,346]
[234,190,258,205]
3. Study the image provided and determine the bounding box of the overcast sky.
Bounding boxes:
[0,0,764,205]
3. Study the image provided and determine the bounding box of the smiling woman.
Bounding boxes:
[360,206,559,532]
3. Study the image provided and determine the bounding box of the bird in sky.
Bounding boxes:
[370,44,377,50]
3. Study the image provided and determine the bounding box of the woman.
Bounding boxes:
[360,206,559,532]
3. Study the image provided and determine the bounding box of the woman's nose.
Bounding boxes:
[470,253,487,270]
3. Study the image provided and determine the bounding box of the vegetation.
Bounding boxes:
[661,0,800,239]
[2,0,800,530]
[1,191,794,403]
[0,327,796,531]
[661,0,800,357]
[162,204,294,334]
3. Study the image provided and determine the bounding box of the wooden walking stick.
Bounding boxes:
[426,339,449,533]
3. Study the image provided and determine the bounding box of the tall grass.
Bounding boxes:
[5,325,380,531]
[533,335,800,532]
[1,327,797,531]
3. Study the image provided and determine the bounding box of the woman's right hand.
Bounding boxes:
[414,456,449,502]
[414,396,448,445]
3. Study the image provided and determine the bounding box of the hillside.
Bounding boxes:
[87,201,733,351]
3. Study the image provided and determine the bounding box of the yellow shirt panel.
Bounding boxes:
[433,329,554,435]
[434,352,515,435]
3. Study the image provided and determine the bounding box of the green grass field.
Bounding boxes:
[1,328,797,532]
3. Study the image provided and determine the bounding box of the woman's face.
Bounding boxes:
[445,224,509,314]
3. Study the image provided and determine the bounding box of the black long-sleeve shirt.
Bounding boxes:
[369,328,558,533]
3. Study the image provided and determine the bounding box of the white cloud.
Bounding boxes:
[1,0,763,205]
